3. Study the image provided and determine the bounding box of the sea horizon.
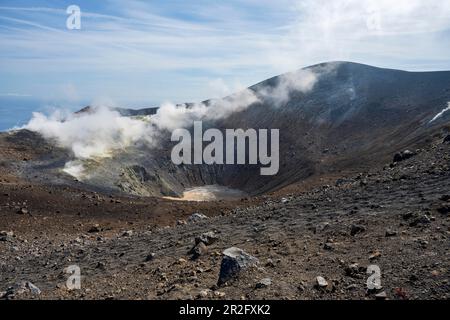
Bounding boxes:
[0,97,160,132]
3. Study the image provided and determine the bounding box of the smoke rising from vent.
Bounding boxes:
[25,106,152,159]
[153,88,260,131]
[257,69,320,106]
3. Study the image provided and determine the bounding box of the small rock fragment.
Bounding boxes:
[145,253,156,262]
[312,222,329,234]
[187,213,208,223]
[17,208,28,215]
[122,230,133,237]
[409,215,431,227]
[385,229,398,237]
[255,278,272,289]
[265,258,275,268]
[393,287,408,300]
[443,135,450,143]
[369,251,382,260]
[0,231,14,242]
[345,263,361,278]
[88,224,101,233]
[26,282,41,295]
[198,289,210,298]
[316,276,328,288]
[437,205,450,215]
[393,150,416,163]
[350,224,366,236]
[345,284,358,291]
[3,281,41,299]
[375,291,387,300]
[189,242,208,259]
[195,231,219,246]
[402,212,414,220]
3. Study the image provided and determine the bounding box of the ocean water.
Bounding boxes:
[0,97,82,132]
[0,97,44,131]
[0,97,156,132]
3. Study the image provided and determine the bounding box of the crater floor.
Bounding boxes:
[164,185,248,202]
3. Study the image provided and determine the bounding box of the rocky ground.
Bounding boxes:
[0,135,449,300]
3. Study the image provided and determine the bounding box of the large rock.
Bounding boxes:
[217,247,258,285]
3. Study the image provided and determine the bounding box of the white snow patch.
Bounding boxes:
[429,102,450,123]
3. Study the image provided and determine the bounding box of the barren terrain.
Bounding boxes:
[0,131,449,300]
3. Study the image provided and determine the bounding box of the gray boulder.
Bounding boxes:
[217,247,258,285]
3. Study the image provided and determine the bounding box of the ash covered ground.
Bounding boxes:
[0,131,449,300]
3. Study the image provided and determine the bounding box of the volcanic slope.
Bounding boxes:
[3,62,450,199]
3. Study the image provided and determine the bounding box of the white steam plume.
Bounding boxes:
[153,88,260,131]
[25,106,153,159]
[258,69,319,106]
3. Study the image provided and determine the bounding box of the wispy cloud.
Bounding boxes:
[0,0,449,103]
[0,92,31,97]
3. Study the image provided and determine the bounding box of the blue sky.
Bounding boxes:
[1,0,450,107]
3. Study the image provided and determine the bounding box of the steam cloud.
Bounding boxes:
[258,69,318,105]
[22,67,325,179]
[25,107,152,159]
